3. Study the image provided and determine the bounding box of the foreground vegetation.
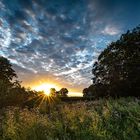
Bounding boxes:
[0,97,140,140]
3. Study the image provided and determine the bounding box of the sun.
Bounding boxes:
[33,83,59,96]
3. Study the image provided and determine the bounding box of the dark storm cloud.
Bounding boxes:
[0,0,140,90]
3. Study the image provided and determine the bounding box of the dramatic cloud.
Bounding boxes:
[0,0,140,93]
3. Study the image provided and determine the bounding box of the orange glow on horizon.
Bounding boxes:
[29,81,83,97]
[32,83,60,96]
[68,91,83,97]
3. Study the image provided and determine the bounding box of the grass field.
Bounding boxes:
[0,97,140,140]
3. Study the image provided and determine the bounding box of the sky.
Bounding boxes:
[0,0,140,95]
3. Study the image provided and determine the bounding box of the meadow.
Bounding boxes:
[0,97,140,140]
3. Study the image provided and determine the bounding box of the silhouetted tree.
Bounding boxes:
[59,88,68,97]
[83,88,89,97]
[50,88,57,96]
[0,56,17,82]
[84,25,140,97]
[0,56,38,108]
[0,56,18,107]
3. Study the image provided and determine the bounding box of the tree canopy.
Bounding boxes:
[59,88,68,97]
[83,25,140,97]
[0,56,17,82]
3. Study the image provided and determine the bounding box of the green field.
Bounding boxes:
[0,97,140,140]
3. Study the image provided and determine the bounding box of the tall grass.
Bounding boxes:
[0,97,140,140]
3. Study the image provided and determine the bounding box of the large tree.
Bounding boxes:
[85,26,140,97]
[0,56,17,107]
[0,56,18,93]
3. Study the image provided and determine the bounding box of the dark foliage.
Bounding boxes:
[59,88,68,97]
[0,56,38,108]
[84,26,140,97]
[49,88,69,97]
[0,57,17,82]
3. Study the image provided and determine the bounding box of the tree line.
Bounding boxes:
[0,57,68,108]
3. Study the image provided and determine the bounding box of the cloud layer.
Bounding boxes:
[0,0,140,92]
